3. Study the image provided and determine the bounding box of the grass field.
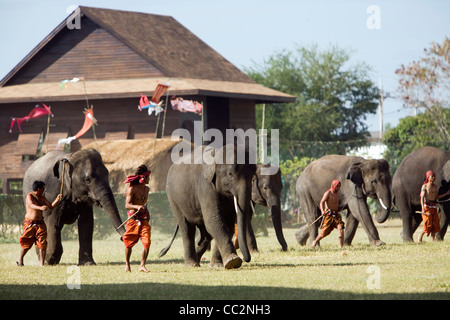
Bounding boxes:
[0,218,449,300]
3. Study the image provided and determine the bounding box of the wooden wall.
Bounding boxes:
[0,97,256,193]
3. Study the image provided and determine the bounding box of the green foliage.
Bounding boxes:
[246,44,379,160]
[382,109,450,173]
[0,194,25,243]
[278,156,315,211]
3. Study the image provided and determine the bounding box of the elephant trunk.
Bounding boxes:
[375,191,392,224]
[268,196,288,251]
[97,187,126,236]
[234,195,251,263]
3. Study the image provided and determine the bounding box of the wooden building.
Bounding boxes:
[0,6,295,193]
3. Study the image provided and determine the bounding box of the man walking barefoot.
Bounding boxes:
[311,179,345,248]
[122,165,151,272]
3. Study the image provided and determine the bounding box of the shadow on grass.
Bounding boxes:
[1,282,447,300]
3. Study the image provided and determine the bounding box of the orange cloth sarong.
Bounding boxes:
[122,209,151,249]
[320,211,345,238]
[19,220,47,250]
[422,201,440,236]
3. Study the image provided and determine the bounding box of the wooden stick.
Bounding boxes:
[116,203,147,231]
[309,214,324,227]
[60,161,66,195]
[415,211,431,216]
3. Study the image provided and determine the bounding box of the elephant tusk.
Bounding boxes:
[379,198,388,210]
[234,196,240,214]
[250,201,256,215]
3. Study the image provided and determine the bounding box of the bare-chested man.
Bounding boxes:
[122,165,151,272]
[418,170,450,242]
[18,181,62,266]
[311,179,345,248]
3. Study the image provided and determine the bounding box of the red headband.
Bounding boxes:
[123,170,151,184]
[423,170,435,185]
[330,179,341,193]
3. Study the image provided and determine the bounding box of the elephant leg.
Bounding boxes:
[411,210,423,237]
[77,205,96,266]
[295,193,318,246]
[205,210,241,269]
[344,211,359,246]
[209,241,224,268]
[347,198,384,246]
[195,225,212,262]
[168,196,199,267]
[246,216,258,253]
[179,221,199,267]
[308,208,322,247]
[295,225,310,246]
[437,205,449,240]
[44,211,63,265]
[397,193,415,242]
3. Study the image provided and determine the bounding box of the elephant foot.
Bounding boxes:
[295,226,309,246]
[46,255,61,266]
[184,260,200,267]
[400,231,414,243]
[78,259,96,266]
[209,260,224,268]
[224,254,242,269]
[371,239,385,246]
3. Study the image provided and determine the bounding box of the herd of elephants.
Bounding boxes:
[23,144,449,269]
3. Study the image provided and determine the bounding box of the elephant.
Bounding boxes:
[22,148,126,265]
[247,164,288,252]
[392,146,450,242]
[159,144,256,269]
[295,155,391,247]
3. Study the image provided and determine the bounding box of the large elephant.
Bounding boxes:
[160,144,256,269]
[247,164,287,252]
[392,146,450,242]
[23,148,125,265]
[295,155,391,246]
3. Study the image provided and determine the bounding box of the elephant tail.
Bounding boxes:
[158,225,179,258]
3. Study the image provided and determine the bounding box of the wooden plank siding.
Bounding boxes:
[7,17,164,85]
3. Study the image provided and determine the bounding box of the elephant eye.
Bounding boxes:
[85,177,91,184]
[227,172,233,177]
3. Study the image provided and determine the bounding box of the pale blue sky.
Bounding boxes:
[1,0,449,131]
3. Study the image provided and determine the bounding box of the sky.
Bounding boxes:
[0,0,449,132]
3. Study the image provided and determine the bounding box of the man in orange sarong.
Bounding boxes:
[17,181,62,266]
[311,179,345,248]
[123,165,151,272]
[418,170,450,242]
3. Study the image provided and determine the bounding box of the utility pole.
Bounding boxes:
[379,78,384,140]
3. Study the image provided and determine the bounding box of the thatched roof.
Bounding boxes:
[83,138,193,193]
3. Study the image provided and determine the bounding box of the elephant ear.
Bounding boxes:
[202,147,216,186]
[53,158,73,191]
[440,160,450,193]
[346,162,364,187]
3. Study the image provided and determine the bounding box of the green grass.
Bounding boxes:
[0,219,449,300]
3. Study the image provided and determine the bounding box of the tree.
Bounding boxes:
[246,45,379,160]
[395,37,450,147]
[382,109,450,173]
